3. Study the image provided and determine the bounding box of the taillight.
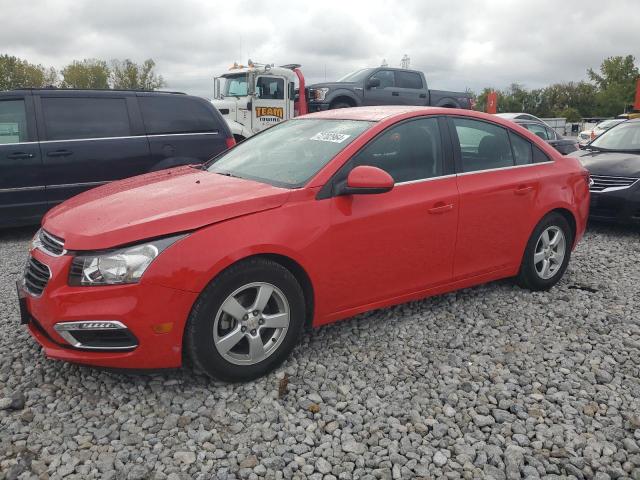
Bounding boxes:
[225,137,236,149]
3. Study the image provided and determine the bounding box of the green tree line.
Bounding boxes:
[474,55,639,120]
[0,54,166,90]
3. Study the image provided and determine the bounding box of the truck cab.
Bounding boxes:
[212,63,306,141]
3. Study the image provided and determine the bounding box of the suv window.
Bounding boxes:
[525,123,550,140]
[370,70,395,89]
[395,71,423,89]
[42,97,131,141]
[350,117,443,183]
[0,99,28,144]
[452,118,514,172]
[139,96,217,135]
[256,77,284,100]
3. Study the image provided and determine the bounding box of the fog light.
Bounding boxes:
[53,321,138,350]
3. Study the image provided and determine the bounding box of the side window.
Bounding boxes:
[256,77,284,100]
[395,71,423,89]
[545,127,558,140]
[452,118,514,173]
[42,97,131,141]
[509,132,533,165]
[525,123,549,140]
[350,117,443,183]
[369,70,395,89]
[139,96,218,135]
[0,99,28,144]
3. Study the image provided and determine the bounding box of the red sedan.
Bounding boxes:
[19,106,590,381]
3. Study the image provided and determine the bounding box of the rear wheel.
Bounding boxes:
[185,258,305,381]
[330,101,352,109]
[516,212,573,291]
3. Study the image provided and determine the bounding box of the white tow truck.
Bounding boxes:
[212,62,308,141]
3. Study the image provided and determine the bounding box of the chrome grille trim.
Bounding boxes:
[38,229,66,257]
[589,175,639,192]
[23,256,51,297]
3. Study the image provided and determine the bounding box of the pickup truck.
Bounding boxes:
[307,67,473,111]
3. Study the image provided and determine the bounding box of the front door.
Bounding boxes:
[362,69,396,106]
[252,75,288,134]
[0,94,47,226]
[449,117,540,279]
[324,117,459,312]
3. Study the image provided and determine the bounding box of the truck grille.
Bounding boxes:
[39,229,66,256]
[24,256,51,296]
[590,175,638,192]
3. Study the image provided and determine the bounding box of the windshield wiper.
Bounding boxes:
[214,170,243,179]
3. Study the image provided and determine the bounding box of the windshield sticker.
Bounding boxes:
[310,132,351,143]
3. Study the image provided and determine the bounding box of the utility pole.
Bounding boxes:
[401,54,410,69]
[381,59,388,67]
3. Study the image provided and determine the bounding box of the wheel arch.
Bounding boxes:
[329,95,358,108]
[549,207,577,244]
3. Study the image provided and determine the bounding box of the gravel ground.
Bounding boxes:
[1,224,640,480]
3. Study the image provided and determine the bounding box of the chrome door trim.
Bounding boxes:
[46,181,108,190]
[0,185,46,193]
[38,132,220,144]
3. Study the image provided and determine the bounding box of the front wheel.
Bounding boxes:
[185,258,305,382]
[516,212,573,291]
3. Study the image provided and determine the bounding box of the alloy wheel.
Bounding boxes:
[533,226,566,280]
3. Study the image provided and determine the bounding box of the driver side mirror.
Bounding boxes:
[367,77,381,89]
[337,165,394,195]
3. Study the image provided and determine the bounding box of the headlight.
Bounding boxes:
[68,235,185,286]
[312,88,329,101]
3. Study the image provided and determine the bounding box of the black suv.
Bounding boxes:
[0,89,234,227]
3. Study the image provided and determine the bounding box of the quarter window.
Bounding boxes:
[256,77,284,100]
[0,99,27,144]
[509,132,533,165]
[395,71,423,89]
[350,118,443,183]
[452,118,514,172]
[525,123,550,140]
[139,96,217,135]
[42,97,131,141]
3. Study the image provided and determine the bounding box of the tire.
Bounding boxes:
[516,212,573,291]
[185,258,305,382]
[330,101,352,109]
[233,134,246,143]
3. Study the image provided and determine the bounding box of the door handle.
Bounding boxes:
[47,150,72,157]
[428,202,454,214]
[7,152,34,159]
[391,92,400,96]
[514,185,534,195]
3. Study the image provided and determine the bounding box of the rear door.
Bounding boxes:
[138,94,228,169]
[450,117,541,279]
[394,71,427,105]
[0,94,46,226]
[36,94,150,204]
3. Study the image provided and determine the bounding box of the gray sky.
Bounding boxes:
[2,0,638,98]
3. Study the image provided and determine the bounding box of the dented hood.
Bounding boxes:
[43,166,290,250]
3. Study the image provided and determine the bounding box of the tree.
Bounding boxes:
[588,55,639,116]
[0,54,57,90]
[60,59,110,89]
[110,58,165,90]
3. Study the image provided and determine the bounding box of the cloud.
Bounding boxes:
[1,0,638,98]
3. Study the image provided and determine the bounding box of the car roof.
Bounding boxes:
[8,88,186,96]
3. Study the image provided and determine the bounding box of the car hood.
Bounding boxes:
[43,166,290,250]
[570,149,640,178]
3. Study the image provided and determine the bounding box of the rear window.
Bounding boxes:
[139,96,218,135]
[395,71,423,89]
[42,97,131,141]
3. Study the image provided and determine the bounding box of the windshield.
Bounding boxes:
[337,68,374,82]
[223,74,248,97]
[207,119,373,187]
[590,121,640,151]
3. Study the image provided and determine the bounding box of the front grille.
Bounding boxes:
[590,175,639,192]
[24,256,51,296]
[39,230,65,256]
